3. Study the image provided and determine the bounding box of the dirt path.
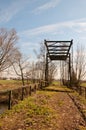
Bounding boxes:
[49,91,85,130]
[36,87,86,130]
[0,84,86,130]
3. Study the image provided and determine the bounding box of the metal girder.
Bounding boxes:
[48,45,69,48]
[49,52,67,55]
[48,48,68,51]
[50,55,67,61]
[45,40,72,43]
[66,40,73,57]
[45,40,73,61]
[44,39,73,86]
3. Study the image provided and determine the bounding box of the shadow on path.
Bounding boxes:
[42,87,74,93]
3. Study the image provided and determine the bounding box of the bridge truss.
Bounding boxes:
[44,40,73,86]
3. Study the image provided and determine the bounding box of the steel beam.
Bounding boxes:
[45,53,48,86]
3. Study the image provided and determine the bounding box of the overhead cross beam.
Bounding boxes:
[44,40,73,61]
[44,39,73,86]
[66,40,73,57]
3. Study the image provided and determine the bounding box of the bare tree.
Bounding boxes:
[34,42,46,81]
[48,62,57,83]
[28,62,37,83]
[35,42,57,83]
[12,50,30,85]
[0,28,18,72]
[73,43,86,85]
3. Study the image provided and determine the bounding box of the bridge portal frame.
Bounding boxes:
[44,39,73,86]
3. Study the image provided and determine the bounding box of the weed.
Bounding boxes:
[25,118,34,126]
[58,100,64,107]
[79,126,86,130]
[0,122,2,127]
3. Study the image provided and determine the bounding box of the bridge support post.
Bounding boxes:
[69,53,71,87]
[8,90,12,110]
[45,53,48,86]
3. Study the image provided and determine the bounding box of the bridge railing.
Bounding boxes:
[39,80,50,89]
[68,85,86,99]
[0,81,49,110]
[76,86,86,99]
[0,83,39,110]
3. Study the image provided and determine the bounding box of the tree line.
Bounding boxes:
[0,28,57,86]
[0,28,86,87]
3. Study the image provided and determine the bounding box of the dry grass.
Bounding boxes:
[0,81,86,130]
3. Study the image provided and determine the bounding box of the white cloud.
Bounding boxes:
[20,41,39,48]
[72,22,86,33]
[33,0,61,14]
[0,0,30,23]
[20,18,86,37]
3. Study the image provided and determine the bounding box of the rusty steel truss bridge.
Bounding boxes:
[44,39,73,86]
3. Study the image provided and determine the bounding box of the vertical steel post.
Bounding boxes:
[85,88,86,99]
[45,53,48,86]
[21,87,24,100]
[29,86,31,96]
[62,61,64,85]
[69,53,71,87]
[71,40,73,74]
[8,90,12,110]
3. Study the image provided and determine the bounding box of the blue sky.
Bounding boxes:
[0,0,86,60]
